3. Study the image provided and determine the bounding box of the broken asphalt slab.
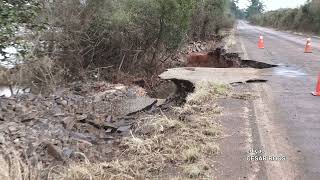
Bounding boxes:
[116,97,158,116]
[159,67,267,84]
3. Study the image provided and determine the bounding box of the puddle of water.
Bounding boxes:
[273,66,307,78]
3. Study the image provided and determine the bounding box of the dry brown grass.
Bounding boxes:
[183,164,204,178]
[186,82,230,105]
[0,148,41,180]
[56,112,221,179]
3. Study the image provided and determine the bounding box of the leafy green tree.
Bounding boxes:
[249,0,320,34]
[309,0,320,32]
[246,0,264,18]
[190,0,234,40]
[230,0,246,19]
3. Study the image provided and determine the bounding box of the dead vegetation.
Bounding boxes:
[186,82,230,105]
[58,110,220,179]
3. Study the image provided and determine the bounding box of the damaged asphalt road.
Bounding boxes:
[158,20,320,179]
[159,67,267,84]
[233,21,320,180]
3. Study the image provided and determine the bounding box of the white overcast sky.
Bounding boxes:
[238,0,308,11]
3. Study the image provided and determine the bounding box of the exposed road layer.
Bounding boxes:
[236,21,320,180]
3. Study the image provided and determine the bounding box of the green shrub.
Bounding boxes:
[190,0,235,40]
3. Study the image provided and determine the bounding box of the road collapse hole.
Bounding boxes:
[151,79,195,107]
[186,48,278,69]
[166,79,195,106]
[133,78,194,107]
[135,48,278,108]
[241,60,277,69]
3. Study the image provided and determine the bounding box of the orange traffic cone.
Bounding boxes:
[312,73,320,96]
[304,38,312,53]
[258,35,264,49]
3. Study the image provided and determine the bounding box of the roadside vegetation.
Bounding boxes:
[1,0,238,91]
[248,0,320,34]
[0,0,244,179]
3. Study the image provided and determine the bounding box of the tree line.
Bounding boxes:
[248,0,320,34]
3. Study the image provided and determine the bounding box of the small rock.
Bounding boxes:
[117,125,131,133]
[13,138,20,144]
[53,106,62,115]
[62,148,74,158]
[60,100,68,106]
[76,114,87,121]
[156,99,167,107]
[105,128,113,133]
[62,117,75,130]
[0,135,5,144]
[114,85,126,91]
[102,122,118,130]
[74,86,82,92]
[45,143,64,161]
[102,136,114,142]
[14,104,28,113]
[94,92,105,102]
[8,126,17,133]
[105,115,112,123]
[56,99,68,106]
[21,113,36,123]
[54,113,65,117]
